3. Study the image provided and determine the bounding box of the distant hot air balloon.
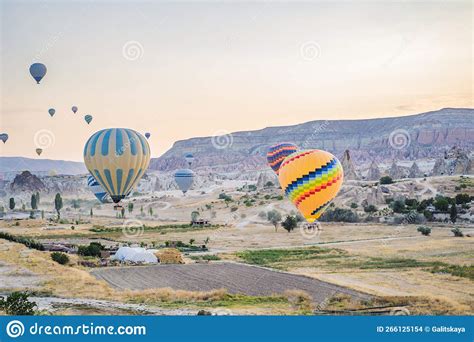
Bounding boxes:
[83,128,151,204]
[278,149,343,223]
[71,106,78,114]
[174,169,194,194]
[267,142,298,175]
[145,132,151,139]
[84,115,93,124]
[184,153,194,167]
[36,148,43,156]
[29,63,47,84]
[48,108,56,117]
[0,133,8,143]
[87,175,111,203]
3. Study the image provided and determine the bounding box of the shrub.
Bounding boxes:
[350,203,358,209]
[51,252,69,265]
[455,193,471,205]
[451,227,464,237]
[379,176,393,184]
[0,232,44,250]
[319,208,358,223]
[417,226,431,236]
[364,205,377,213]
[78,242,104,257]
[0,292,37,315]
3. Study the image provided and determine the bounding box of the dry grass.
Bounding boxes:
[124,288,228,304]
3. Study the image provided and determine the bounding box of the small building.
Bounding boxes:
[192,219,210,227]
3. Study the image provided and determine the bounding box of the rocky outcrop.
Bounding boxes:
[341,150,359,180]
[10,171,46,192]
[432,158,448,176]
[408,162,423,178]
[256,170,279,188]
[366,160,381,181]
[366,186,386,206]
[388,161,405,180]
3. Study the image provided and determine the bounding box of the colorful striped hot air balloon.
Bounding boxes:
[84,115,93,124]
[83,128,150,204]
[267,143,298,174]
[278,149,343,223]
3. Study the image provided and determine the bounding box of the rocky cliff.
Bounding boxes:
[149,108,474,173]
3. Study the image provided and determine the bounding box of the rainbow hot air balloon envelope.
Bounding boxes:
[278,149,343,223]
[83,128,150,204]
[267,143,298,174]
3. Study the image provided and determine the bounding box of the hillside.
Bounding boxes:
[149,108,474,172]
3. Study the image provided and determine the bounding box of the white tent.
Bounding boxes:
[112,247,157,263]
[129,252,158,264]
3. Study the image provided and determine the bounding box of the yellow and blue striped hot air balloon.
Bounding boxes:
[83,128,150,204]
[267,143,298,174]
[278,149,343,223]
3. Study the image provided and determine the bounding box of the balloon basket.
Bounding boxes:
[113,204,123,211]
[303,222,321,231]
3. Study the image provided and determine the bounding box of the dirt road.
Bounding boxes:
[92,262,371,305]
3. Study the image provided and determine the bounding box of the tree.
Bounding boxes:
[35,192,40,205]
[450,204,457,223]
[433,198,449,212]
[417,226,431,236]
[90,208,93,217]
[282,215,298,233]
[54,193,63,220]
[121,207,125,218]
[41,210,44,219]
[264,181,274,188]
[72,199,80,209]
[189,238,195,245]
[0,291,37,315]
[148,207,153,217]
[267,210,282,231]
[9,197,15,210]
[350,202,358,209]
[31,194,37,210]
[391,200,406,213]
[140,206,144,215]
[379,176,394,184]
[128,202,134,213]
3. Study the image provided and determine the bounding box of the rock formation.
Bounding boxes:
[366,160,381,181]
[10,171,46,192]
[340,150,359,180]
[408,162,423,178]
[388,161,404,180]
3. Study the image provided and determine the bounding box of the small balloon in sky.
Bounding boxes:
[84,115,93,124]
[0,133,8,143]
[145,132,151,139]
[29,63,47,84]
[36,148,43,156]
[71,106,78,114]
[48,108,55,117]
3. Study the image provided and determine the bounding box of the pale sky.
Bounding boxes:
[0,0,472,161]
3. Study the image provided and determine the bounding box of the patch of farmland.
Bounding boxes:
[91,262,371,304]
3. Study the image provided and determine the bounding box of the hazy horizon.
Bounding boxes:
[1,1,472,162]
